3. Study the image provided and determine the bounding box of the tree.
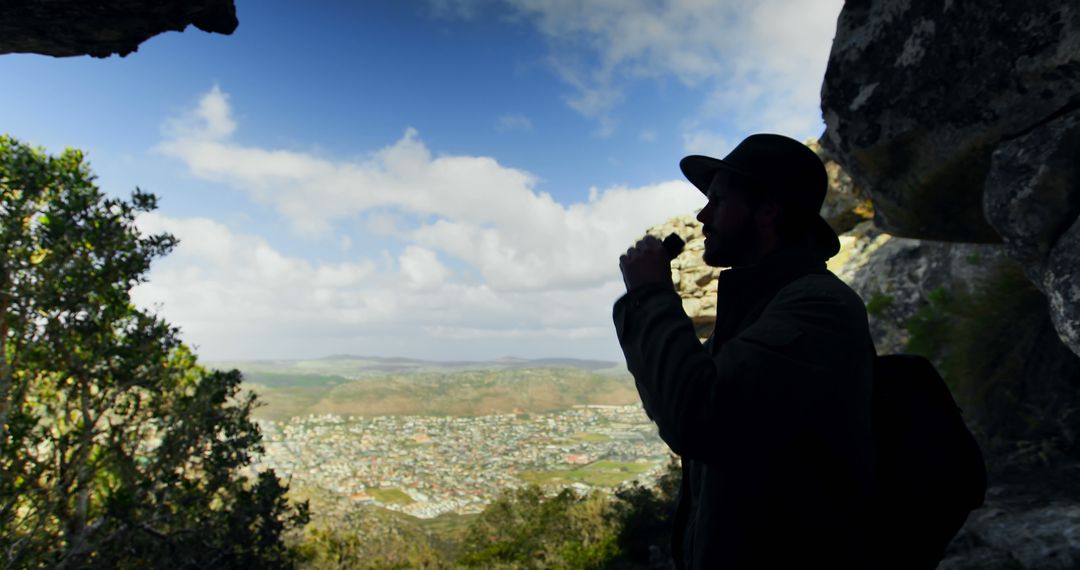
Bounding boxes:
[456,485,619,569]
[606,454,681,567]
[0,135,308,568]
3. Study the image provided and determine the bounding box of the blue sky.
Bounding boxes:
[0,0,843,362]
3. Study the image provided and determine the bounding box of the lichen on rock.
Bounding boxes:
[821,0,1080,243]
[822,0,1080,362]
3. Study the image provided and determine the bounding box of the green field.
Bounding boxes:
[519,460,653,487]
[569,432,611,442]
[369,487,414,505]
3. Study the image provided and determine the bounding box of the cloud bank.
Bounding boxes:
[138,87,702,361]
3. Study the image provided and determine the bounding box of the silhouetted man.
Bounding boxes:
[614,134,875,569]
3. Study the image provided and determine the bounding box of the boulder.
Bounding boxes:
[808,139,873,235]
[823,0,1080,358]
[1044,216,1080,356]
[821,0,1080,242]
[941,465,1080,570]
[644,214,720,340]
[984,110,1080,355]
[0,0,238,58]
[822,220,1080,570]
[984,110,1080,285]
[828,221,1006,354]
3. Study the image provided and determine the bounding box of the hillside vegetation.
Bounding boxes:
[290,457,682,569]
[243,367,640,420]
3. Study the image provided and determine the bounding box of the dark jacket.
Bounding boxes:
[613,245,876,569]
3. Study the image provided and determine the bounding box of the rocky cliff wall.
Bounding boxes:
[821,0,1080,359]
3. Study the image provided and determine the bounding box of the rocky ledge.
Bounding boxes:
[0,0,238,58]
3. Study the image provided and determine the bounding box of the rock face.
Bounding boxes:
[0,0,238,58]
[822,0,1080,242]
[940,464,1080,570]
[644,215,720,341]
[828,221,1005,354]
[822,0,1080,358]
[809,139,873,235]
[985,109,1080,357]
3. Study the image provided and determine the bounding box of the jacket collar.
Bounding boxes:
[717,243,828,295]
[710,244,828,347]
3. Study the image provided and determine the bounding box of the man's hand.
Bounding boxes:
[619,235,674,293]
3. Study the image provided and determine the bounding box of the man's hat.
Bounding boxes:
[680,133,840,258]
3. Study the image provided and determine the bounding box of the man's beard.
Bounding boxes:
[702,217,760,268]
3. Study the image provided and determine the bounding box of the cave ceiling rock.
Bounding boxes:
[822,0,1080,357]
[0,0,238,58]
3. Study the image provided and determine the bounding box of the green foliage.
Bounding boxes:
[295,515,447,569]
[0,136,308,568]
[287,456,682,569]
[604,455,680,566]
[865,293,894,318]
[904,287,951,362]
[519,460,652,487]
[368,488,414,505]
[903,263,1052,447]
[289,484,459,569]
[456,485,619,569]
[454,455,681,569]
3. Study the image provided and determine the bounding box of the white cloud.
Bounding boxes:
[681,128,728,156]
[158,87,702,292]
[399,245,451,290]
[497,113,533,132]
[430,0,844,140]
[162,84,236,141]
[144,87,705,360]
[132,211,636,361]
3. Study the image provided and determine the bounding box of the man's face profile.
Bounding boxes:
[696,170,760,268]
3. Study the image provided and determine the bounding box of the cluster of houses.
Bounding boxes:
[251,404,671,518]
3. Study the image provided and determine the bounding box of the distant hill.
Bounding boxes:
[213,356,636,420]
[212,355,626,377]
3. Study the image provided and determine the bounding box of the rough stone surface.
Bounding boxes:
[828,221,1006,355]
[984,110,1080,286]
[940,463,1080,570]
[1045,215,1080,357]
[821,0,1080,242]
[0,0,238,58]
[808,139,873,235]
[828,222,1080,461]
[643,215,719,341]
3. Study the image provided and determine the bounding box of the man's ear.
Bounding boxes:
[754,198,782,230]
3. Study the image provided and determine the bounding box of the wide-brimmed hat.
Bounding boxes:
[680,133,840,258]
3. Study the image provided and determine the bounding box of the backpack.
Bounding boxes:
[870,354,988,569]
